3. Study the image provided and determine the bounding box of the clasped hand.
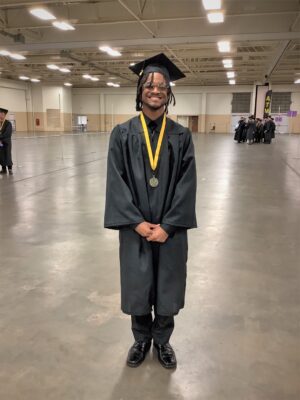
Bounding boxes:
[135,222,168,243]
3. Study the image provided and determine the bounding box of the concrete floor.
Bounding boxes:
[0,132,300,400]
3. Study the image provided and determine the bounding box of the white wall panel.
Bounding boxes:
[42,87,62,111]
[169,94,201,115]
[0,87,27,112]
[291,92,300,111]
[72,94,100,114]
[206,93,232,115]
[62,87,72,113]
[32,86,43,112]
[105,94,136,114]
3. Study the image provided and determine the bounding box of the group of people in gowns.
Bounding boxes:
[234,115,276,144]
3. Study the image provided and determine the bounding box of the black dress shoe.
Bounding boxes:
[8,169,13,175]
[154,342,177,369]
[0,169,7,174]
[126,341,151,368]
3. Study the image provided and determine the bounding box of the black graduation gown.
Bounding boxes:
[104,116,197,316]
[0,120,13,167]
[271,121,276,138]
[264,120,272,143]
[234,120,245,142]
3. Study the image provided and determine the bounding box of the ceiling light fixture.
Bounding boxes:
[207,12,224,23]
[107,82,120,87]
[83,74,92,79]
[218,41,231,52]
[294,79,300,84]
[107,49,121,57]
[47,64,59,70]
[64,82,73,86]
[170,82,175,86]
[1,50,26,60]
[99,46,121,57]
[9,53,26,60]
[227,71,235,78]
[229,79,236,85]
[19,76,30,80]
[0,50,11,56]
[222,59,233,68]
[30,8,56,20]
[31,78,40,83]
[59,68,71,73]
[202,0,221,10]
[52,21,75,31]
[90,77,99,81]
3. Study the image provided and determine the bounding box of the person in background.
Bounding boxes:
[254,118,263,143]
[104,53,197,369]
[271,117,276,139]
[234,116,246,143]
[0,107,13,175]
[263,115,273,144]
[246,115,256,145]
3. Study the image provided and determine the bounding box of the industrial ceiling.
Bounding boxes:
[0,0,299,87]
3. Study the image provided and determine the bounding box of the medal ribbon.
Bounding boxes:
[140,113,166,172]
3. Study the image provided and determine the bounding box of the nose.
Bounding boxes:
[151,85,161,93]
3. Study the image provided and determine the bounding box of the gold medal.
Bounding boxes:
[149,176,159,187]
[140,113,166,188]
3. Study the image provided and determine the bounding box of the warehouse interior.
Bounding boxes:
[0,1,300,399]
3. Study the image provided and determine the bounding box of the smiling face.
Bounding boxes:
[141,72,169,114]
[0,112,6,122]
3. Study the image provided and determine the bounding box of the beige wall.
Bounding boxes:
[63,113,72,132]
[12,112,73,133]
[85,114,136,132]
[205,115,231,133]
[86,114,101,131]
[83,113,233,133]
[12,112,28,131]
[290,115,300,134]
[11,111,300,135]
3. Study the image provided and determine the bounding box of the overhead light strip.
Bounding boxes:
[202,0,221,10]
[30,8,56,20]
[0,50,26,60]
[99,46,122,57]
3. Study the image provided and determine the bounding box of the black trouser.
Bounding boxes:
[131,313,174,345]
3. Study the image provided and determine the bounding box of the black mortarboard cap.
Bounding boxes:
[129,53,185,81]
[0,107,8,114]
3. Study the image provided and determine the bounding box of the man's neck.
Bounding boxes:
[142,106,165,121]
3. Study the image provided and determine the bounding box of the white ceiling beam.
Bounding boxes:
[3,11,299,31]
[0,0,99,8]
[4,31,300,52]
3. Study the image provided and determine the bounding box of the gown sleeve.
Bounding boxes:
[162,129,197,229]
[0,121,12,140]
[104,125,145,230]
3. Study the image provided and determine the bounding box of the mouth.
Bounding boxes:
[149,95,162,100]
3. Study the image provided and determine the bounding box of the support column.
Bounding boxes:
[200,92,206,133]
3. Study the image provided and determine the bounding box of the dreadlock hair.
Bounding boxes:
[135,71,176,114]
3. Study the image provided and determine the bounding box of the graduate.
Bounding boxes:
[0,107,13,175]
[104,53,197,369]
